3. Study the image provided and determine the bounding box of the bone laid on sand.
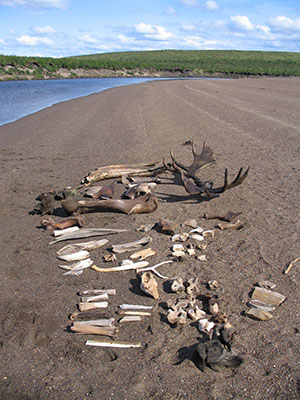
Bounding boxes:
[57,239,109,254]
[119,304,153,310]
[117,310,152,316]
[245,309,273,321]
[217,220,244,230]
[130,248,157,260]
[81,162,165,185]
[72,318,115,327]
[86,340,142,348]
[136,260,173,279]
[58,258,94,272]
[78,302,108,311]
[284,257,300,274]
[41,216,85,230]
[112,236,152,253]
[71,324,118,336]
[78,289,116,296]
[92,260,149,273]
[56,250,90,262]
[61,193,159,215]
[119,316,143,323]
[49,228,127,245]
[140,272,159,299]
[251,287,286,306]
[53,226,80,237]
[70,311,110,321]
[80,293,109,302]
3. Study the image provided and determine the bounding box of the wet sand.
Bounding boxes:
[0,77,299,399]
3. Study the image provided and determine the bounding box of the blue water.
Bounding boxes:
[0,77,163,127]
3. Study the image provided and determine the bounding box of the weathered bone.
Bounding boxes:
[71,324,117,336]
[61,193,158,215]
[49,228,127,245]
[86,340,142,348]
[82,162,165,185]
[41,216,85,230]
[204,211,242,222]
[217,220,244,230]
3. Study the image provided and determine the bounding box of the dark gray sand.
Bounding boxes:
[0,77,299,399]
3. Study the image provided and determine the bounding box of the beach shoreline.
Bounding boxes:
[0,77,299,399]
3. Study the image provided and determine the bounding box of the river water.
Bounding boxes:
[0,77,163,127]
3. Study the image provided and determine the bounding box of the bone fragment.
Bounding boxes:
[186,277,199,296]
[78,289,116,296]
[71,325,117,336]
[247,300,275,312]
[208,280,219,290]
[188,306,206,321]
[58,258,94,271]
[182,219,198,229]
[158,218,180,235]
[198,318,214,333]
[81,294,109,302]
[57,250,90,262]
[57,239,109,254]
[130,248,157,260]
[53,226,80,237]
[202,230,215,238]
[171,233,189,242]
[70,311,110,321]
[117,310,152,316]
[140,272,159,299]
[245,309,273,321]
[256,280,276,290]
[217,220,244,230]
[167,308,187,325]
[86,340,142,348]
[189,227,204,234]
[78,302,108,311]
[103,253,117,262]
[119,304,153,310]
[92,261,149,273]
[72,319,115,327]
[136,223,155,232]
[284,257,300,274]
[170,277,185,293]
[41,216,85,230]
[197,255,207,261]
[190,233,204,241]
[204,211,242,222]
[136,260,173,279]
[119,316,143,323]
[251,287,285,306]
[49,228,127,245]
[112,236,151,253]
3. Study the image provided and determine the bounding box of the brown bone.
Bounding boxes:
[61,193,158,215]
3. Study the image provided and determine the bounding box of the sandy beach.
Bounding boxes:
[0,77,299,399]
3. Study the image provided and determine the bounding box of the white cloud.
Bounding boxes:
[270,16,300,32]
[165,6,176,16]
[16,34,54,45]
[80,34,98,44]
[31,25,55,34]
[181,23,196,31]
[0,0,68,9]
[135,23,173,40]
[180,0,199,7]
[205,0,218,10]
[183,35,216,48]
[230,15,254,31]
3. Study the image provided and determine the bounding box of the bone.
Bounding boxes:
[136,260,173,279]
[61,193,159,215]
[284,257,300,274]
[82,162,165,185]
[117,310,152,316]
[53,226,80,237]
[171,233,189,242]
[245,309,273,321]
[49,228,127,244]
[78,289,116,296]
[112,236,152,253]
[130,248,157,260]
[72,318,115,327]
[251,287,286,306]
[198,318,215,333]
[158,218,180,235]
[56,250,90,262]
[80,294,109,302]
[204,211,242,222]
[57,239,109,253]
[170,277,185,293]
[58,258,94,272]
[78,302,108,311]
[71,325,118,336]
[85,340,142,348]
[186,277,200,296]
[92,260,149,273]
[136,223,155,232]
[119,316,143,323]
[217,220,244,230]
[84,181,116,199]
[119,304,153,310]
[140,272,159,299]
[70,311,110,321]
[41,216,85,230]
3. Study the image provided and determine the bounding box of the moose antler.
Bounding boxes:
[164,141,249,196]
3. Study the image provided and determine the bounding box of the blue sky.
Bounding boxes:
[0,0,300,57]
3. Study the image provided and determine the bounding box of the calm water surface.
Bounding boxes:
[0,77,163,127]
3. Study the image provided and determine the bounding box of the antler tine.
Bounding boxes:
[162,157,176,173]
[212,167,250,194]
[170,149,189,172]
[187,142,215,175]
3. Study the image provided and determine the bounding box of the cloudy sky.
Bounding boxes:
[0,0,300,57]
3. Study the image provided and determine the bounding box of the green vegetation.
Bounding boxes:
[1,50,300,80]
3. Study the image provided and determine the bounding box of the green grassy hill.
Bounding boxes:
[1,50,300,80]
